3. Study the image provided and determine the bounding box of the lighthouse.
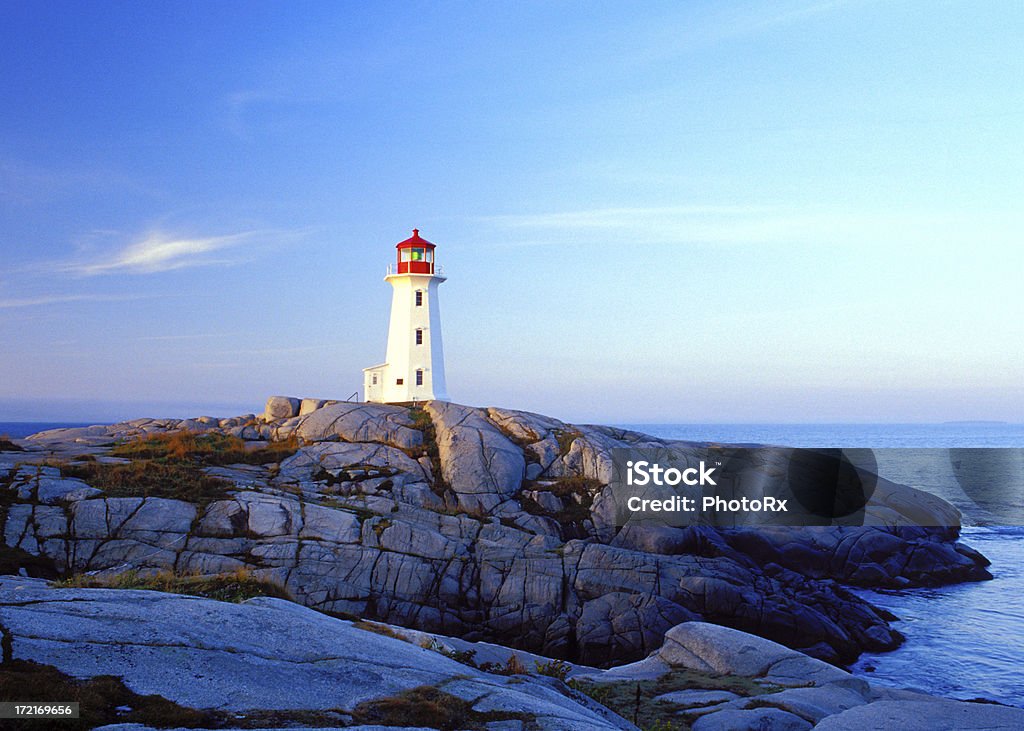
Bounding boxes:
[363,229,450,404]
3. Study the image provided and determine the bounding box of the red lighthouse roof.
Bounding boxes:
[396,228,435,249]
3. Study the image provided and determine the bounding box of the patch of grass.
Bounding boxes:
[743,697,792,712]
[0,659,222,730]
[350,685,535,730]
[552,428,581,457]
[407,408,449,498]
[353,619,407,641]
[54,568,291,604]
[492,422,539,454]
[316,498,385,525]
[0,435,24,452]
[0,544,60,580]
[479,653,528,676]
[520,476,602,537]
[60,460,232,504]
[372,517,392,539]
[568,669,780,731]
[535,658,571,681]
[313,466,349,486]
[441,647,478,667]
[110,430,299,466]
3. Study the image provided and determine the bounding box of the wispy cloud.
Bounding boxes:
[479,205,800,246]
[139,333,224,342]
[222,89,284,142]
[226,345,317,356]
[0,157,160,206]
[598,1,859,72]
[483,205,777,230]
[479,206,1024,249]
[69,231,256,275]
[0,293,154,309]
[741,0,853,36]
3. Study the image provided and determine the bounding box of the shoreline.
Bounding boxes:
[2,399,1020,726]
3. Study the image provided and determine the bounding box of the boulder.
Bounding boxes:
[38,477,102,504]
[299,398,327,416]
[264,396,300,421]
[277,442,425,483]
[425,401,525,512]
[487,406,568,442]
[658,622,852,686]
[294,402,422,450]
[732,684,869,723]
[653,689,740,707]
[691,707,812,731]
[813,699,1024,730]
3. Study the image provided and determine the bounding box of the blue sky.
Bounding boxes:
[1,1,1022,423]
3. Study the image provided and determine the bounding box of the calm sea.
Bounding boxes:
[0,422,98,439]
[629,423,1024,707]
[617,422,1024,449]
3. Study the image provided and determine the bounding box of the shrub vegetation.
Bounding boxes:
[61,460,231,503]
[110,430,298,465]
[567,669,780,731]
[58,431,299,503]
[0,660,220,730]
[0,435,23,452]
[55,568,292,604]
[351,685,534,730]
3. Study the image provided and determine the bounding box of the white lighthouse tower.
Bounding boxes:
[363,229,450,404]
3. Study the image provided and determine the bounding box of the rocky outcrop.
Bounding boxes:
[0,576,632,730]
[3,577,1019,731]
[572,621,1024,730]
[4,398,991,670]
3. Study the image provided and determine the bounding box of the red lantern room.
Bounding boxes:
[395,229,436,275]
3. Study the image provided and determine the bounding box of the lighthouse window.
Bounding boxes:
[416,329,423,345]
[396,378,404,385]
[410,248,424,261]
[416,369,423,386]
[415,290,423,306]
[372,374,378,385]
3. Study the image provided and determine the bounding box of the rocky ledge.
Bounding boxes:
[1,398,991,671]
[2,576,1021,730]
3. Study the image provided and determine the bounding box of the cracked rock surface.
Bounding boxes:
[2,578,1019,731]
[0,576,632,730]
[2,399,991,669]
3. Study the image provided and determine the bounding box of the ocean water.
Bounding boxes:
[851,526,1024,706]
[629,423,1024,707]
[0,422,97,439]
[617,422,1024,449]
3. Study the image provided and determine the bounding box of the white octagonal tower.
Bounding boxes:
[363,229,450,404]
